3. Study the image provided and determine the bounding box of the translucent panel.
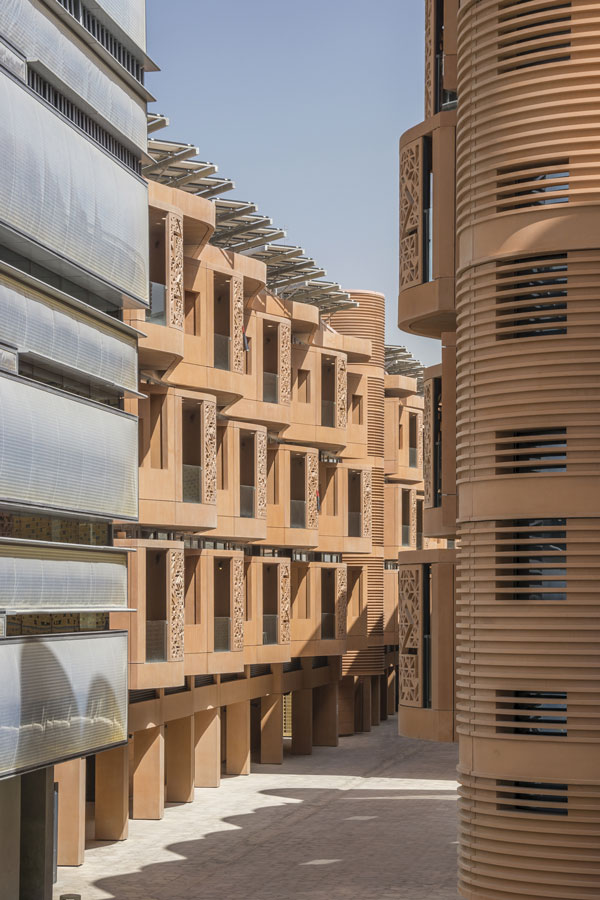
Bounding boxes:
[0,631,127,777]
[0,0,147,151]
[0,274,138,392]
[90,0,147,52]
[0,374,138,519]
[0,542,128,613]
[0,74,148,304]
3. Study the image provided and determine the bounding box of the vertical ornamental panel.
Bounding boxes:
[361,468,372,539]
[335,565,348,639]
[202,401,217,505]
[410,489,417,548]
[167,212,184,329]
[256,430,267,519]
[168,549,185,662]
[232,557,245,650]
[279,322,291,405]
[279,559,291,643]
[306,451,319,529]
[232,276,245,374]
[423,380,433,508]
[400,138,423,289]
[336,355,347,429]
[399,566,422,706]
[424,0,435,119]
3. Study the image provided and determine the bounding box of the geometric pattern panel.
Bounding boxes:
[400,139,423,289]
[399,565,422,706]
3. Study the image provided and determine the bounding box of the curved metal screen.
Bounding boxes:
[0,373,138,519]
[93,0,147,52]
[0,631,127,778]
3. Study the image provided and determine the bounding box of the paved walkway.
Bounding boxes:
[54,717,460,900]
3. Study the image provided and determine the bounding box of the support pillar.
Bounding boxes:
[359,677,372,732]
[291,688,312,754]
[387,668,397,715]
[132,725,164,820]
[313,681,339,747]
[380,673,388,721]
[166,716,195,803]
[0,776,21,899]
[194,708,221,787]
[95,744,128,841]
[20,767,54,900]
[260,694,283,764]
[338,676,355,736]
[226,700,250,775]
[55,758,85,866]
[371,675,381,726]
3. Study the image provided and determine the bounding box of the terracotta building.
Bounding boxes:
[399,1,600,897]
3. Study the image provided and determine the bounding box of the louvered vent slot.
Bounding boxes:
[496,690,567,736]
[497,159,569,211]
[495,255,567,340]
[496,428,566,474]
[497,0,571,72]
[497,780,568,816]
[495,518,567,602]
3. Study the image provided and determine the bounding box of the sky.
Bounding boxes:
[145,0,440,366]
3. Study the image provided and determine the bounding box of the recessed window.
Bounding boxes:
[297,368,310,403]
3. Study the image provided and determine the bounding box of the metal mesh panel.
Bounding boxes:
[0,631,127,777]
[0,373,138,518]
[91,0,147,51]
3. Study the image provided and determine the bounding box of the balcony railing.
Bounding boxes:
[214,333,231,370]
[145,619,167,662]
[183,464,203,503]
[321,400,335,427]
[240,484,255,518]
[262,614,278,645]
[321,612,335,640]
[402,524,411,547]
[409,447,418,468]
[263,371,279,403]
[148,282,166,325]
[348,511,362,537]
[290,499,306,529]
[214,617,231,652]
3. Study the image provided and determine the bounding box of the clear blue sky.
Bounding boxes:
[146,0,439,366]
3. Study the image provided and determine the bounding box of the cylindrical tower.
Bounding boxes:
[455,2,600,897]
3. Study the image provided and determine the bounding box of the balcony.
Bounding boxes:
[262,614,279,645]
[240,484,255,518]
[0,631,128,779]
[214,333,230,370]
[148,281,167,325]
[348,511,362,537]
[214,616,231,652]
[321,612,335,640]
[182,464,203,503]
[146,620,167,662]
[263,371,279,404]
[291,499,306,529]
[321,400,335,428]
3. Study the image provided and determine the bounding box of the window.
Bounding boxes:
[320,467,337,516]
[291,565,309,619]
[401,490,411,547]
[139,393,167,470]
[495,518,567,602]
[496,160,569,212]
[408,414,418,467]
[267,449,278,505]
[496,690,567,737]
[496,428,567,474]
[348,567,362,617]
[495,255,567,341]
[297,368,310,403]
[217,425,227,490]
[184,292,200,336]
[351,394,363,424]
[496,781,568,816]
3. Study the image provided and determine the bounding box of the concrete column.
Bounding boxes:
[226,700,250,775]
[0,776,21,899]
[370,675,381,726]
[20,767,54,900]
[313,681,339,747]
[132,725,164,820]
[359,677,372,732]
[166,716,195,803]
[260,694,283,764]
[338,676,356,736]
[387,668,397,715]
[380,674,388,721]
[95,744,129,841]
[194,708,221,787]
[55,758,85,866]
[291,688,312,754]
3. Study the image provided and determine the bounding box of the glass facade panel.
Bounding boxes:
[0,73,148,304]
[0,631,127,778]
[0,373,138,519]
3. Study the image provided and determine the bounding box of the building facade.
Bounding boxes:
[0,0,150,896]
[400,1,600,898]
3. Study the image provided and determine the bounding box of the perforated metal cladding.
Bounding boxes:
[91,0,147,50]
[0,74,148,303]
[0,275,138,392]
[0,543,128,613]
[0,631,127,778]
[0,0,147,151]
[0,374,137,518]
